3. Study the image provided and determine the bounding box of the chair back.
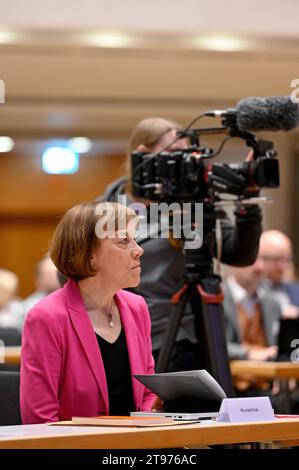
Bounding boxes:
[0,371,21,425]
[0,327,22,346]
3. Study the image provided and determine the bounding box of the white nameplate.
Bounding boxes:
[217,396,275,423]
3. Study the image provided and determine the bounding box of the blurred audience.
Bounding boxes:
[21,255,60,323]
[222,257,282,401]
[0,269,24,329]
[223,257,280,363]
[259,230,299,319]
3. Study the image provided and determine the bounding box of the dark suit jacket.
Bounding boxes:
[284,282,299,307]
[223,283,281,360]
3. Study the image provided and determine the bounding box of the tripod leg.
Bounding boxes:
[203,303,234,396]
[192,286,235,397]
[156,290,189,373]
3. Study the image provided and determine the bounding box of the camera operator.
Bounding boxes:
[97,117,262,371]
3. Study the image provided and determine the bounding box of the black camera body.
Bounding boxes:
[131,147,280,203]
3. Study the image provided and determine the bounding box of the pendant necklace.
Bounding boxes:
[81,290,115,328]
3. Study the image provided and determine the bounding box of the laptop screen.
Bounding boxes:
[277,318,299,360]
[133,370,226,413]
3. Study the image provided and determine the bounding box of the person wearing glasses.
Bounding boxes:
[20,201,156,423]
[259,230,299,319]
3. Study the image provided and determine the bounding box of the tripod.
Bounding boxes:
[155,207,235,398]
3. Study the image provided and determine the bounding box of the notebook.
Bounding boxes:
[277,318,299,359]
[50,416,197,427]
[71,415,174,427]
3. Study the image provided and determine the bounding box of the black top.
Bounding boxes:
[96,328,135,416]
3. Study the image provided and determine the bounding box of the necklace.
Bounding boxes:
[81,289,115,328]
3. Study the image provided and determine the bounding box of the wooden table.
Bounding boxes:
[0,418,298,449]
[230,360,299,414]
[230,361,299,380]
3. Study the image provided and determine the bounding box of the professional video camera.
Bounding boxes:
[131,96,299,203]
[131,97,299,388]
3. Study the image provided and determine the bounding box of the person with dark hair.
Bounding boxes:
[98,117,263,371]
[20,201,155,424]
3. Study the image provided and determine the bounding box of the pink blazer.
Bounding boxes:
[20,280,156,424]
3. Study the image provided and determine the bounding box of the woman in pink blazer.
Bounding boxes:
[20,201,156,424]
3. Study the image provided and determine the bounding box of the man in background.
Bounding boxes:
[259,230,299,319]
[223,257,280,363]
[222,256,282,403]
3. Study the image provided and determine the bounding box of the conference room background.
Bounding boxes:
[0,1,299,296]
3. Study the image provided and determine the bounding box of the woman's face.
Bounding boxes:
[91,230,144,290]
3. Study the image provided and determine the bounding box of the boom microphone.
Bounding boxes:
[206,96,299,132]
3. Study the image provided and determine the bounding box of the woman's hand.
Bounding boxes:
[151,396,164,411]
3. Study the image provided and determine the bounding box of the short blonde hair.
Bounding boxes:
[50,201,137,281]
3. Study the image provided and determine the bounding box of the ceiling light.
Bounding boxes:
[0,30,22,44]
[0,136,14,152]
[42,147,79,174]
[194,35,249,52]
[68,137,92,154]
[84,32,133,48]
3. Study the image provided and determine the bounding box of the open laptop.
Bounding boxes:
[130,410,219,421]
[131,370,226,420]
[277,318,299,360]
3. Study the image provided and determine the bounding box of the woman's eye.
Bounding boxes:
[119,238,129,245]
